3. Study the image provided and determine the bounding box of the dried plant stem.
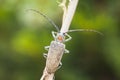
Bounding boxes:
[60,0,78,33]
[40,0,78,80]
[40,68,54,80]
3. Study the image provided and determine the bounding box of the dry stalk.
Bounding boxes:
[40,0,78,80]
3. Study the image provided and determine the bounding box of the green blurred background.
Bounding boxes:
[0,0,120,80]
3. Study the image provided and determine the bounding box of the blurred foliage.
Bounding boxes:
[0,0,120,80]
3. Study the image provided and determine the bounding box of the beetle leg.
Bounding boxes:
[57,62,62,69]
[52,31,57,39]
[44,46,50,51]
[64,49,69,53]
[43,53,47,59]
[53,76,55,80]
[65,33,72,42]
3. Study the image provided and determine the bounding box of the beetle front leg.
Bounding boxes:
[52,31,57,39]
[65,33,72,42]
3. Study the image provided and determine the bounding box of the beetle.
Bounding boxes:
[27,9,103,80]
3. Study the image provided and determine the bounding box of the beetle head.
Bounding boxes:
[55,33,66,43]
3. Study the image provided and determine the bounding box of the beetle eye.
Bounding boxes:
[63,33,66,35]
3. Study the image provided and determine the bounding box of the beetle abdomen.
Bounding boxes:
[46,41,65,73]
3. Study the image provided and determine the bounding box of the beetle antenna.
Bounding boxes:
[67,29,104,36]
[27,9,60,32]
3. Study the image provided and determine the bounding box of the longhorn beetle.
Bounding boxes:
[27,9,103,77]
